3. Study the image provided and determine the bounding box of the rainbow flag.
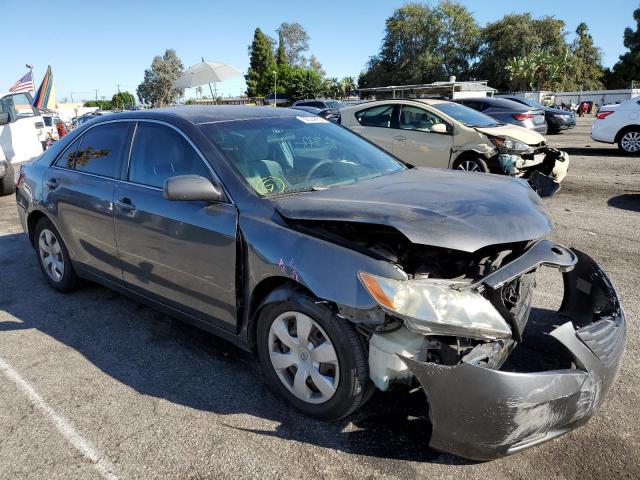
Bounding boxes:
[32,65,56,109]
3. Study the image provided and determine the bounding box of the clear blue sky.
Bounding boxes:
[2,0,637,102]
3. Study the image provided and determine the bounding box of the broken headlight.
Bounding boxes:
[359,272,512,341]
[487,135,534,155]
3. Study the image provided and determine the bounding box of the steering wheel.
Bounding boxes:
[305,159,336,182]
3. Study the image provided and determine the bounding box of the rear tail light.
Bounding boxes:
[596,111,614,120]
[15,170,25,188]
[513,113,534,121]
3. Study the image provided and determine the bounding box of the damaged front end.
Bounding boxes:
[489,136,570,197]
[359,240,625,461]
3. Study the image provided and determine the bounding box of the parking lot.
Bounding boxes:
[0,116,638,480]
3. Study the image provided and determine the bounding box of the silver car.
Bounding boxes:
[454,97,548,135]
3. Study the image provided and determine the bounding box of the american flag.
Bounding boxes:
[9,70,34,93]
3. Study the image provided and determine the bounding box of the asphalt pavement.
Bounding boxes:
[0,116,638,479]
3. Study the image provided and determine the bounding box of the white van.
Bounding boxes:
[0,92,45,195]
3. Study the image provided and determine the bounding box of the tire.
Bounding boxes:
[34,217,79,292]
[256,289,370,420]
[0,162,15,196]
[452,155,489,173]
[618,128,640,155]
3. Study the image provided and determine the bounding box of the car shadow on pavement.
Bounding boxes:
[608,193,640,212]
[0,232,468,465]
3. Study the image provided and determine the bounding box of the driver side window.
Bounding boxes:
[128,122,211,189]
[399,106,446,133]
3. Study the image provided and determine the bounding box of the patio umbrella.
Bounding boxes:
[172,60,242,99]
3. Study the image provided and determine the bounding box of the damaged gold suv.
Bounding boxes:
[340,99,569,196]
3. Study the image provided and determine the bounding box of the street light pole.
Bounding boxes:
[273,70,277,108]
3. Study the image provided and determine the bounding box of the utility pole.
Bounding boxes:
[94,89,98,101]
[115,84,121,109]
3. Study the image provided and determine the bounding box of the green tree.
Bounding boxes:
[281,67,324,101]
[476,14,567,90]
[570,23,604,90]
[245,28,277,97]
[136,49,184,107]
[506,49,574,91]
[276,31,287,66]
[360,1,480,88]
[112,91,136,109]
[322,77,341,98]
[277,22,310,67]
[308,54,325,77]
[341,76,356,98]
[84,100,113,110]
[607,6,640,88]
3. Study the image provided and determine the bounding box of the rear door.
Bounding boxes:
[44,120,132,283]
[113,120,239,330]
[348,104,396,153]
[393,105,453,168]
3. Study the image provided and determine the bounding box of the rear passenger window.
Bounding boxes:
[55,137,81,169]
[73,122,129,178]
[355,105,394,127]
[128,122,210,189]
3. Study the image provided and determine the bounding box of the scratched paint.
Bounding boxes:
[279,257,299,282]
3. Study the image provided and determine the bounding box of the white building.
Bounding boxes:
[506,88,640,107]
[359,80,496,100]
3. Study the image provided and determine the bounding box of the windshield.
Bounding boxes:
[433,102,504,128]
[325,100,344,110]
[200,116,405,196]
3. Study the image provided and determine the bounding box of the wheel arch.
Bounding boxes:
[26,209,51,248]
[615,124,640,143]
[246,277,320,350]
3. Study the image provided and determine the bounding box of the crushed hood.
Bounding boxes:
[474,124,546,146]
[273,168,551,253]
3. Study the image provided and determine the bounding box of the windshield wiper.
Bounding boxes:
[267,185,328,197]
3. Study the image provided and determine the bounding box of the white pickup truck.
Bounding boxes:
[0,91,46,195]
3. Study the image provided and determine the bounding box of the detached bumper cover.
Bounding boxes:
[401,249,625,461]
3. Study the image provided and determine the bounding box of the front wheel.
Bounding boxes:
[452,155,489,173]
[618,129,640,155]
[256,290,371,420]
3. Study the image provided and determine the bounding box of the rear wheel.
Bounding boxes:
[0,162,15,196]
[256,290,371,420]
[34,217,79,292]
[618,128,640,155]
[452,155,489,173]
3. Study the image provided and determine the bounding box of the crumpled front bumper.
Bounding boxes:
[496,148,570,198]
[401,249,626,461]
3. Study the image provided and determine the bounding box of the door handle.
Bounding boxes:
[394,135,406,141]
[115,197,135,212]
[45,178,59,190]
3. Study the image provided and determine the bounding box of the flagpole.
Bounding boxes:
[26,64,35,96]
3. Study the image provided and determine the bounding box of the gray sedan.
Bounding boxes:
[15,106,624,460]
[454,97,548,135]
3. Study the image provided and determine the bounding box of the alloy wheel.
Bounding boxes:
[38,229,65,282]
[621,131,640,153]
[268,311,340,404]
[457,160,481,172]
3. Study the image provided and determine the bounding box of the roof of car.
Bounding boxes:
[101,105,312,125]
[460,97,530,109]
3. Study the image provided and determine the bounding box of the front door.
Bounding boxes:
[0,93,45,165]
[113,121,238,330]
[393,105,453,168]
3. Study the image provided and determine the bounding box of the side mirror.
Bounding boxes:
[0,112,10,125]
[431,123,448,134]
[163,175,225,202]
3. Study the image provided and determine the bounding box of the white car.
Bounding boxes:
[0,91,45,195]
[591,96,640,154]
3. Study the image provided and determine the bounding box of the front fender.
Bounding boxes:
[240,213,404,312]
